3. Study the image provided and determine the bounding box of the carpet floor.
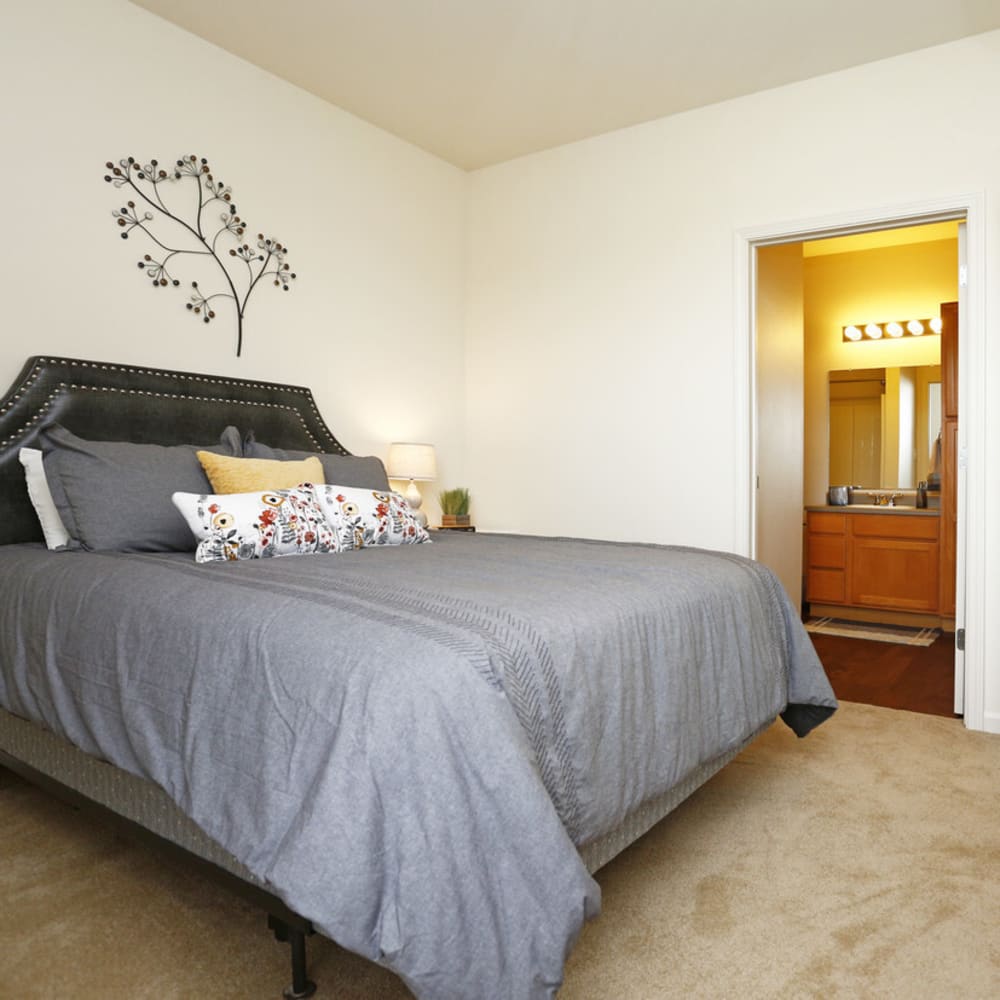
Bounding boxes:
[2,702,998,999]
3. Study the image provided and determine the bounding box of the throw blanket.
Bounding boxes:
[0,533,835,998]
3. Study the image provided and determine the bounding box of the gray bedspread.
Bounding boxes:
[0,533,835,998]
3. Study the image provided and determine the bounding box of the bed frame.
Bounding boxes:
[0,355,758,997]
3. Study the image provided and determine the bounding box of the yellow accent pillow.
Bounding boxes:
[196,452,324,494]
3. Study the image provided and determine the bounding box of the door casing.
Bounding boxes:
[734,193,984,730]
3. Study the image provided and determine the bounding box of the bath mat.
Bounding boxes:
[805,617,940,647]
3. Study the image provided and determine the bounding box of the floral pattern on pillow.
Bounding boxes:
[172,485,339,563]
[313,485,430,550]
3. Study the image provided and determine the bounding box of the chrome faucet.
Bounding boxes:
[867,491,902,507]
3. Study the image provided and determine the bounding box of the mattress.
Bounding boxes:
[0,703,764,881]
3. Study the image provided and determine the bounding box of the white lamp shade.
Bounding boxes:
[386,442,437,482]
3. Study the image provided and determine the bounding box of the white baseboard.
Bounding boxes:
[980,711,1000,735]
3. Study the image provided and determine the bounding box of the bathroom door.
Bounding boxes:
[829,394,881,486]
[755,243,804,611]
[953,222,967,714]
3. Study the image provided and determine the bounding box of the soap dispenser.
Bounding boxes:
[916,481,927,508]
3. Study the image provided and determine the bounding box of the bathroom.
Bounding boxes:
[801,223,959,633]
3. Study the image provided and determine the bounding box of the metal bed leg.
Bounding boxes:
[268,915,317,999]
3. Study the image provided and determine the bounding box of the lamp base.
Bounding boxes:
[403,479,428,529]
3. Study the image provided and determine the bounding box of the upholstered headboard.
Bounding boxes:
[0,356,352,546]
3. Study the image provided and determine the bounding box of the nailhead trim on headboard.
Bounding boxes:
[5,357,315,397]
[0,356,351,456]
[0,354,361,545]
[0,384,322,451]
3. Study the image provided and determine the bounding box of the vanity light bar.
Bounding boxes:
[842,317,941,343]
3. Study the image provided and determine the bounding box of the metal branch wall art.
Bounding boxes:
[104,155,296,357]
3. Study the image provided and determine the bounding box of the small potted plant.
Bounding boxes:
[438,487,471,528]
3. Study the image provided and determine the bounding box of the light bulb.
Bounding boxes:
[844,325,862,341]
[930,317,943,334]
[886,322,903,338]
[907,320,924,336]
[865,323,883,339]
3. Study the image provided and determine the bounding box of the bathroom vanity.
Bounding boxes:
[805,505,946,628]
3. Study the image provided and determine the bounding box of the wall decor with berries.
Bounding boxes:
[104,155,296,357]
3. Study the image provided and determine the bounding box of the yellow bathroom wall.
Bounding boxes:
[803,237,958,504]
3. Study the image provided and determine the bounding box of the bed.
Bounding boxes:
[0,356,837,999]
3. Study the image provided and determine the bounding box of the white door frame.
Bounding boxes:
[733,193,986,732]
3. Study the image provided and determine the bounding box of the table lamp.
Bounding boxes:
[386,442,437,528]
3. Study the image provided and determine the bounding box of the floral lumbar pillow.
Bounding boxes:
[312,484,430,550]
[172,485,339,563]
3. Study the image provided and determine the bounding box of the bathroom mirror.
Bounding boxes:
[828,365,942,490]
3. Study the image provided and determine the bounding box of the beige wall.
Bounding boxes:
[803,239,958,504]
[466,39,992,546]
[465,33,1000,726]
[0,0,468,522]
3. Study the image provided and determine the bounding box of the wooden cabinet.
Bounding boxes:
[938,300,958,620]
[848,515,939,612]
[941,300,958,420]
[806,510,940,617]
[939,417,957,617]
[806,512,846,603]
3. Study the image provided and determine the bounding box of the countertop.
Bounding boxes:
[805,505,939,517]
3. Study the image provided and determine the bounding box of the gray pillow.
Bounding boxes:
[243,436,390,491]
[39,424,243,552]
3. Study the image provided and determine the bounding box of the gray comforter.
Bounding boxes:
[0,533,835,998]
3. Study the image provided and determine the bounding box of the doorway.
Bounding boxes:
[737,197,984,728]
[762,225,957,716]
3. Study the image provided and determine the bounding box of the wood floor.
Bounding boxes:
[808,631,958,718]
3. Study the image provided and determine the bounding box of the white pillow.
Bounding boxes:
[172,486,341,564]
[18,447,71,549]
[312,484,430,549]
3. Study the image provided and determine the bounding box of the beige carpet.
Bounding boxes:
[2,702,998,999]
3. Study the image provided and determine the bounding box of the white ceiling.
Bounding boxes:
[131,0,1000,170]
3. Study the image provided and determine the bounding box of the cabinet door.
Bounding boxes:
[938,299,957,615]
[806,513,846,604]
[850,537,940,612]
[941,301,958,420]
[808,568,846,603]
[939,417,957,615]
